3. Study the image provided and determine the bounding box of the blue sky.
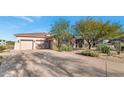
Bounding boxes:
[0,16,124,41]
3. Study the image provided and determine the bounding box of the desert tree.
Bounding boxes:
[50,19,72,51]
[75,17,122,49]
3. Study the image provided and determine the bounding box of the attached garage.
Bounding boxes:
[20,40,33,50]
[14,32,52,50]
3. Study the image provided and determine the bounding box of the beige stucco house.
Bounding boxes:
[14,32,85,50]
[14,32,56,50]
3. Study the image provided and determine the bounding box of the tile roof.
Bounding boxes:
[15,32,50,38]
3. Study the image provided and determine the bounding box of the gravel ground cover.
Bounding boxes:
[0,50,124,77]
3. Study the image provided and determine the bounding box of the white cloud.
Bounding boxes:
[15,16,34,23]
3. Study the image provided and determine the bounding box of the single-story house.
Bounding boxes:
[14,32,55,50]
[14,32,85,50]
[109,36,124,44]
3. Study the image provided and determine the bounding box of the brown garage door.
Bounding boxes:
[20,40,33,50]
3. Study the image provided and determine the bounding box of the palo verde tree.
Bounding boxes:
[75,18,98,49]
[92,21,122,46]
[75,17,122,49]
[50,19,72,51]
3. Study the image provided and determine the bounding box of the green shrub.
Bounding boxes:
[120,42,124,51]
[81,50,98,57]
[0,45,6,52]
[0,56,3,65]
[6,41,15,46]
[97,44,111,55]
[6,41,15,49]
[60,45,73,51]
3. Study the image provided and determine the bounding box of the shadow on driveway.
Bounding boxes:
[0,51,124,77]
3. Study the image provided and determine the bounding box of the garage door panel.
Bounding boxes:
[21,40,33,50]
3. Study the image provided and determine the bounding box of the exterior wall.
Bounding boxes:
[35,40,45,49]
[51,39,58,50]
[16,37,46,41]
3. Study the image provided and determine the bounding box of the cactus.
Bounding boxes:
[114,41,121,55]
[97,44,111,55]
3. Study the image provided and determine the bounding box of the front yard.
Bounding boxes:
[0,49,124,77]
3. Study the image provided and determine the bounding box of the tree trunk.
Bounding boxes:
[58,39,61,51]
[92,39,97,47]
[87,40,92,49]
[93,41,96,47]
[88,43,92,49]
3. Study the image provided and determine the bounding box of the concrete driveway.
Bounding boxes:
[0,50,124,77]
